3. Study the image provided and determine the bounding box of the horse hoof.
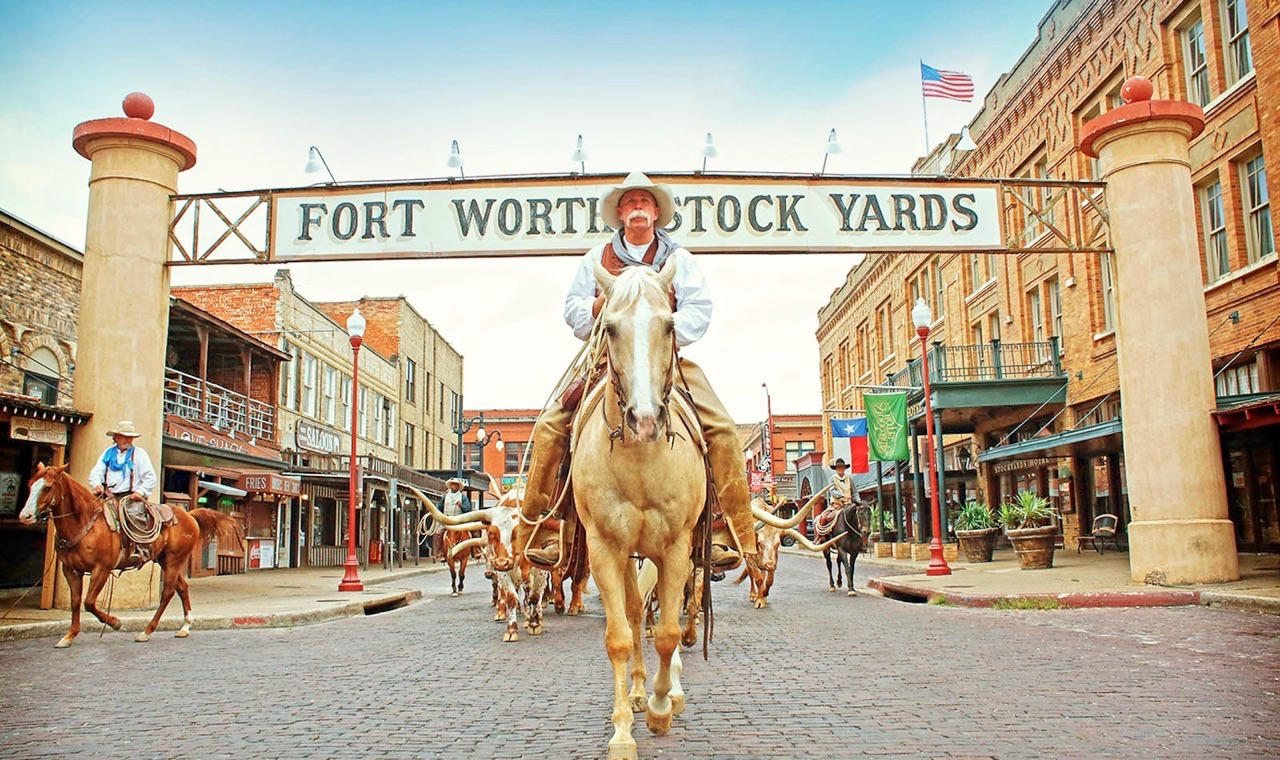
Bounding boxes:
[645,706,672,735]
[847,589,858,597]
[54,636,73,649]
[174,630,189,639]
[134,632,151,643]
[829,586,837,592]
[451,591,458,597]
[109,618,123,631]
[671,693,685,716]
[607,738,638,760]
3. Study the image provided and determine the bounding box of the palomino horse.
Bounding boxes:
[18,463,242,648]
[571,260,706,760]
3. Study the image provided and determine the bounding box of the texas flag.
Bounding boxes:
[829,418,870,473]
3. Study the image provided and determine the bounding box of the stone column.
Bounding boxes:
[1081,77,1238,584]
[62,93,197,608]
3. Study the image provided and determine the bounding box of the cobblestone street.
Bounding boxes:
[3,554,1278,759]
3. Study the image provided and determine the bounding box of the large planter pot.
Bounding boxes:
[1006,525,1058,570]
[956,528,999,563]
[892,542,911,559]
[874,542,894,558]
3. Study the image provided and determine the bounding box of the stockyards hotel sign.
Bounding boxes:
[251,175,1003,263]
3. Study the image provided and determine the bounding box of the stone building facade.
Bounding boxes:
[816,0,1279,552]
[0,210,82,405]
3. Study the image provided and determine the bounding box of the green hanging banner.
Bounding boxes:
[865,392,909,461]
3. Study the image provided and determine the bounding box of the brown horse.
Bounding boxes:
[571,261,706,760]
[18,463,242,648]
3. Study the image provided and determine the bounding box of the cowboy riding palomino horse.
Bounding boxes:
[18,463,242,648]
[566,260,711,760]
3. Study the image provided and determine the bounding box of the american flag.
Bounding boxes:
[921,62,974,102]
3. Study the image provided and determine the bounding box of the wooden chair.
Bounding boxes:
[1077,513,1121,554]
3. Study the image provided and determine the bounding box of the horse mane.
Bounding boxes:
[48,465,97,516]
[606,267,666,312]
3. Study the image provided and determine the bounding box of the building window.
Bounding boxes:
[439,382,446,422]
[879,303,893,362]
[280,341,298,409]
[857,323,870,372]
[784,440,816,472]
[1241,153,1274,263]
[1079,80,1124,181]
[450,442,459,472]
[969,253,982,291]
[322,365,337,425]
[505,440,533,475]
[822,354,834,400]
[1200,178,1229,279]
[837,340,849,393]
[1099,252,1116,332]
[986,253,998,284]
[301,353,317,417]
[340,376,351,432]
[384,399,396,448]
[1027,289,1044,343]
[423,372,431,415]
[358,387,368,437]
[405,358,417,404]
[1183,15,1211,107]
[933,259,945,318]
[1221,0,1253,86]
[403,422,415,465]
[449,391,460,428]
[1216,361,1259,396]
[988,310,1001,342]
[1048,277,1063,346]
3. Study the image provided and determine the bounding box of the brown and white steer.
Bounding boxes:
[413,485,548,642]
[739,487,843,609]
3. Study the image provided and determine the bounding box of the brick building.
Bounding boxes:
[173,271,451,567]
[816,0,1279,553]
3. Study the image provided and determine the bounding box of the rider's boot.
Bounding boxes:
[516,411,570,569]
[705,431,758,571]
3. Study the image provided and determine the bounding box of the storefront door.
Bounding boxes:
[1225,434,1280,552]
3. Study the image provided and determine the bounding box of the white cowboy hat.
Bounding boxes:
[601,171,675,230]
[446,477,465,487]
[106,420,143,438]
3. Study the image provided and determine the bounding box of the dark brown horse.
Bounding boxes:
[18,463,242,648]
[817,500,868,597]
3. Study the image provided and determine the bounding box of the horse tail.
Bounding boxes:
[189,507,244,547]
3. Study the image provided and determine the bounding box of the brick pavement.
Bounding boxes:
[1,553,1278,759]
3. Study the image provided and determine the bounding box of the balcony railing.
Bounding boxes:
[886,338,1063,389]
[164,367,276,441]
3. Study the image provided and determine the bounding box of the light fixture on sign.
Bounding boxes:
[447,140,465,179]
[820,128,842,176]
[571,134,588,174]
[700,132,718,172]
[304,146,336,184]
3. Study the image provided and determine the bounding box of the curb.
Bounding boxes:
[0,587,424,644]
[868,576,1200,609]
[1198,590,1280,615]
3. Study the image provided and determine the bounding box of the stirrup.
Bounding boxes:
[709,544,741,570]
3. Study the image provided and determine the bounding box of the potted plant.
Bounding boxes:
[869,507,896,557]
[999,491,1058,570]
[954,500,999,563]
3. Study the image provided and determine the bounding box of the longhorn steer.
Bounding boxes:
[414,485,548,642]
[740,487,843,609]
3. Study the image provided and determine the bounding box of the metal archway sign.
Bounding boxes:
[168,172,1109,265]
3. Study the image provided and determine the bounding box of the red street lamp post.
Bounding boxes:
[912,298,951,577]
[339,307,367,592]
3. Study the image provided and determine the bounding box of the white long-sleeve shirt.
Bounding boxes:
[88,444,157,498]
[563,242,713,348]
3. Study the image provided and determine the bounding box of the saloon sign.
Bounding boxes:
[269,175,1002,262]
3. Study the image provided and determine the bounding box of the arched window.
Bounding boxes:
[22,346,61,405]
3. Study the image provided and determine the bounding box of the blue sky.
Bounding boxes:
[1,0,1055,422]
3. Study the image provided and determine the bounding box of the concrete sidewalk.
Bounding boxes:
[0,560,446,643]
[846,547,1280,614]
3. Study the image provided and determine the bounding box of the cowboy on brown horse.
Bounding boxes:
[87,420,157,568]
[514,171,758,572]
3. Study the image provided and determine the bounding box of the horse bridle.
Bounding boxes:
[35,476,102,551]
[603,332,679,448]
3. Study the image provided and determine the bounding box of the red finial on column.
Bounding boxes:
[121,92,155,120]
[1120,76,1154,104]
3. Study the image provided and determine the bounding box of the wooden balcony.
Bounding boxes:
[164,367,276,441]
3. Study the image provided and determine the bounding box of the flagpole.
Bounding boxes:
[921,59,932,154]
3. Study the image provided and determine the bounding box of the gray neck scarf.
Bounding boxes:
[610,228,677,269]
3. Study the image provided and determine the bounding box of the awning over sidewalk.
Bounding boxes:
[1215,392,1280,432]
[198,480,248,497]
[977,419,1123,463]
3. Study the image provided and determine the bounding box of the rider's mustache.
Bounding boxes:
[627,210,651,223]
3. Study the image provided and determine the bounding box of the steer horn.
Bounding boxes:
[449,536,488,559]
[405,483,496,526]
[784,529,847,552]
[751,484,832,529]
